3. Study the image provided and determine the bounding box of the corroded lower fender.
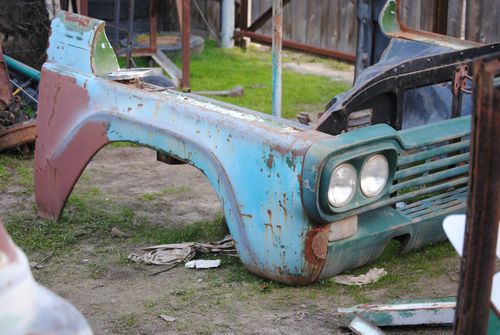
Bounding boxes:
[35,12,334,284]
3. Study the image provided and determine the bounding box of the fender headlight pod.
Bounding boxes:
[328,164,357,207]
[360,154,389,197]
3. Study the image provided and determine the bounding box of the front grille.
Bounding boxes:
[398,186,468,222]
[392,135,470,220]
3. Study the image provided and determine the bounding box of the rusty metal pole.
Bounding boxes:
[239,0,252,47]
[78,0,88,16]
[454,57,500,334]
[149,0,158,53]
[271,0,283,118]
[0,46,12,111]
[126,0,135,69]
[181,0,191,92]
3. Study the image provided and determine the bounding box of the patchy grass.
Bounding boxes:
[140,186,190,201]
[120,40,349,119]
[0,152,33,192]
[113,313,139,333]
[5,196,227,256]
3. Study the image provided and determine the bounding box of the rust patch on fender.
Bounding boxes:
[266,153,274,169]
[304,225,329,279]
[62,11,93,28]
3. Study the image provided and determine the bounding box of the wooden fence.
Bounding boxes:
[164,0,498,57]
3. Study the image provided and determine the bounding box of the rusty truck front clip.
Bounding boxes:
[35,2,500,284]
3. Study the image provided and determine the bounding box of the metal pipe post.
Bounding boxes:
[221,0,235,48]
[271,0,283,118]
[113,0,121,48]
[149,0,158,53]
[3,55,41,82]
[181,0,191,91]
[126,0,135,68]
[78,0,88,16]
[240,30,356,62]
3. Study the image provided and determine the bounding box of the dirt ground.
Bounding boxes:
[1,146,461,335]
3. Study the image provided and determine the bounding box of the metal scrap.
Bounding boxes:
[0,119,36,152]
[348,314,385,335]
[338,297,456,327]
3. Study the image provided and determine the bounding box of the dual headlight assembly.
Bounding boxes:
[322,152,396,211]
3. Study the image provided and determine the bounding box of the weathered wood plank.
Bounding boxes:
[420,0,436,32]
[447,0,464,38]
[290,0,307,44]
[306,0,322,47]
[466,0,499,43]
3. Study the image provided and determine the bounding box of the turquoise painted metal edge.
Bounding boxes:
[48,11,118,76]
[396,115,471,149]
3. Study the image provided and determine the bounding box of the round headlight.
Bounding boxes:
[360,155,389,197]
[328,164,357,207]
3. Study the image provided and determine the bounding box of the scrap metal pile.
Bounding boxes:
[0,46,38,152]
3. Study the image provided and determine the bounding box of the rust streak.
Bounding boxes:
[267,153,274,169]
[62,11,93,28]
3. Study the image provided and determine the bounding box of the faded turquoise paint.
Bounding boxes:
[37,10,473,284]
[48,12,118,76]
[42,8,332,281]
[98,84,322,279]
[70,70,327,281]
